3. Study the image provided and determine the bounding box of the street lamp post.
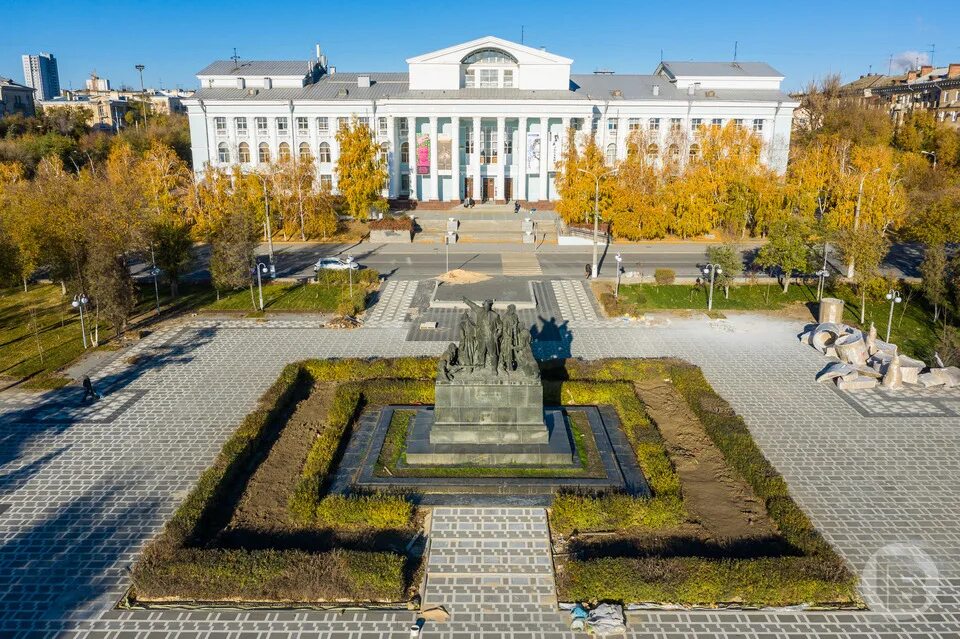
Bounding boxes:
[578,167,617,279]
[346,255,355,299]
[445,232,454,273]
[847,167,882,278]
[253,262,268,311]
[149,245,161,316]
[884,289,902,343]
[815,268,830,301]
[614,252,623,299]
[134,64,148,127]
[702,263,722,311]
[255,172,275,275]
[71,294,89,349]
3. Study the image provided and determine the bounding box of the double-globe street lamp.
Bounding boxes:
[614,252,623,299]
[71,294,89,349]
[702,263,722,311]
[577,167,617,279]
[885,289,902,343]
[253,261,269,311]
[815,268,830,301]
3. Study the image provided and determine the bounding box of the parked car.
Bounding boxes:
[313,257,359,271]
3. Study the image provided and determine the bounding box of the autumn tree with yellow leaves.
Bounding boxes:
[335,119,388,221]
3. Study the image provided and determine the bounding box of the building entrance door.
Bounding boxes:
[482,177,495,202]
[504,177,513,202]
[463,177,473,202]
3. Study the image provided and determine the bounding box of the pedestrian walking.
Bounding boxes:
[584,264,591,279]
[514,201,521,214]
[81,376,101,402]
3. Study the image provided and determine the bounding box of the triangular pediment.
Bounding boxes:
[406,36,572,65]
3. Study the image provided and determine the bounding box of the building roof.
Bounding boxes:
[658,61,783,78]
[0,76,34,91]
[190,70,793,104]
[197,60,315,77]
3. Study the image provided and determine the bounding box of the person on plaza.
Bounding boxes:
[81,376,101,402]
[585,264,591,280]
[514,200,521,215]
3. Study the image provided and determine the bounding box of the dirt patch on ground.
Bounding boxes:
[435,269,491,285]
[224,383,334,535]
[634,380,777,542]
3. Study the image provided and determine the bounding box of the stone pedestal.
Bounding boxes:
[433,377,547,444]
[819,297,844,324]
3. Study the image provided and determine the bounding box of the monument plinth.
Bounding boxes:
[405,299,573,466]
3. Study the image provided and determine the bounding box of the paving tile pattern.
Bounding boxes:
[365,279,419,326]
[1,315,960,636]
[550,280,599,322]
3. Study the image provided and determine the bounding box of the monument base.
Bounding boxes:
[433,376,548,444]
[405,408,575,466]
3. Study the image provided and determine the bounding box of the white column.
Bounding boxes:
[538,117,548,201]
[450,117,460,201]
[517,116,527,201]
[472,116,482,201]
[496,116,506,201]
[389,116,399,197]
[428,116,439,201]
[407,116,416,200]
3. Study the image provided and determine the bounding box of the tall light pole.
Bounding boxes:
[253,262,268,310]
[578,167,617,279]
[815,268,830,301]
[346,255,355,300]
[134,64,148,127]
[884,289,902,343]
[71,293,89,349]
[847,167,882,278]
[445,232,454,273]
[702,263,722,311]
[254,171,275,275]
[614,252,623,299]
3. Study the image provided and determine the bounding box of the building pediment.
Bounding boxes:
[406,36,572,66]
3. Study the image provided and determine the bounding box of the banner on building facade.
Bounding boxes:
[437,134,452,171]
[417,133,430,175]
[547,130,562,170]
[526,132,541,171]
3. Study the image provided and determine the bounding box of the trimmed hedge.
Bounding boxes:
[545,358,859,607]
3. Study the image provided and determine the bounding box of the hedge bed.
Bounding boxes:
[543,358,860,609]
[130,357,437,606]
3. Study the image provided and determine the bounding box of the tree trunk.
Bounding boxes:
[860,288,866,324]
[934,303,940,323]
[60,280,67,295]
[724,284,730,299]
[169,277,179,299]
[22,276,28,293]
[782,277,789,293]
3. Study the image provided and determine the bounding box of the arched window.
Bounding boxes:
[668,144,680,162]
[378,142,389,164]
[461,48,518,64]
[318,142,331,163]
[646,143,659,158]
[278,142,290,161]
[217,142,230,163]
[237,142,250,164]
[461,48,519,88]
[258,143,270,164]
[299,142,312,161]
[689,144,700,161]
[400,141,409,164]
[605,143,617,166]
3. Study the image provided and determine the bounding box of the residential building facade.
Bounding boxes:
[840,63,960,128]
[185,36,797,205]
[0,77,36,118]
[21,52,61,102]
[38,95,130,131]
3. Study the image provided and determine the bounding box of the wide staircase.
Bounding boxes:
[412,205,559,244]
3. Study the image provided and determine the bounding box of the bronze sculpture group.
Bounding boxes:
[438,299,539,381]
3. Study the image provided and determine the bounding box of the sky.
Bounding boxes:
[2,0,957,94]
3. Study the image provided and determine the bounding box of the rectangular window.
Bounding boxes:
[358,116,370,128]
[398,118,408,133]
[752,118,764,133]
[378,117,388,136]
[591,117,599,133]
[628,118,641,131]
[276,117,288,133]
[479,69,498,88]
[464,69,476,88]
[256,116,268,133]
[670,118,682,131]
[317,117,329,134]
[711,118,723,127]
[296,116,309,134]
[235,117,247,134]
[607,119,618,135]
[320,174,333,190]
[733,118,744,130]
[214,116,226,134]
[505,130,513,155]
[691,118,703,132]
[337,116,348,130]
[571,118,583,131]
[481,127,497,163]
[648,118,660,131]
[464,127,474,154]
[503,69,514,88]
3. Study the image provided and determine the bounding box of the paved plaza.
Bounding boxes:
[2,280,960,637]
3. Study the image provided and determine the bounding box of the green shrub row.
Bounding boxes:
[314,494,415,530]
[561,555,857,608]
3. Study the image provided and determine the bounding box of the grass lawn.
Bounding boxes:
[610,280,940,361]
[200,281,346,312]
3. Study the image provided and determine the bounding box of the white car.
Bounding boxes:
[313,257,359,271]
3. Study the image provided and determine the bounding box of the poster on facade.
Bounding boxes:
[547,130,562,170]
[526,132,540,171]
[437,134,451,171]
[416,133,430,175]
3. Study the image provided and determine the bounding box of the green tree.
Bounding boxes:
[834,224,890,323]
[706,242,743,298]
[335,119,387,221]
[209,206,259,305]
[920,243,948,323]
[755,216,811,292]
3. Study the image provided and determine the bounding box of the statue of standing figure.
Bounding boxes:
[499,304,521,373]
[444,298,538,381]
[463,298,501,373]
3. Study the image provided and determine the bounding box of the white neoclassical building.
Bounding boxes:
[185,36,797,206]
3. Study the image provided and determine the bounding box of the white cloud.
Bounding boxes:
[890,50,930,73]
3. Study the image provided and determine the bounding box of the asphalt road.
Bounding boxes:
[142,240,923,283]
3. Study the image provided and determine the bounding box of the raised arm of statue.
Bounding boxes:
[462,297,482,313]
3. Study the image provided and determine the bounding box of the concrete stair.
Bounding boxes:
[411,208,558,244]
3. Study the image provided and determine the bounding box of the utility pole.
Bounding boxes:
[135,64,147,127]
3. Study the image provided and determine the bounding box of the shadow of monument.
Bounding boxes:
[530,315,573,360]
[568,532,800,561]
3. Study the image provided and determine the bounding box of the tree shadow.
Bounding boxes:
[531,315,573,360]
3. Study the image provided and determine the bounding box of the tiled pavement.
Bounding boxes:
[3,313,960,636]
[364,280,419,326]
[550,280,598,322]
